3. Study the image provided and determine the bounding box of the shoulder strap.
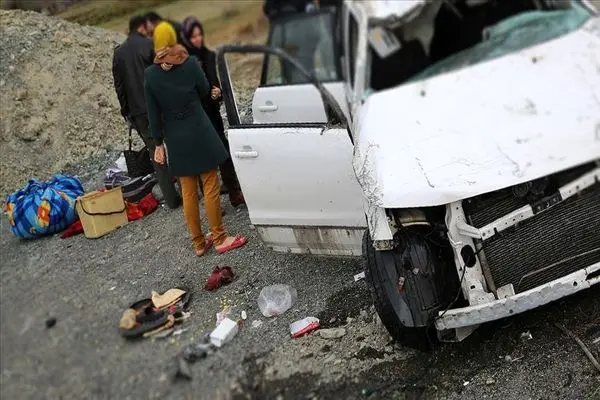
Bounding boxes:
[128,125,133,151]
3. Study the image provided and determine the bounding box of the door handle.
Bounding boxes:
[258,104,278,112]
[234,150,258,159]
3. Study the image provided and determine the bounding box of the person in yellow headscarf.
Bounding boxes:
[144,22,248,256]
[153,21,178,53]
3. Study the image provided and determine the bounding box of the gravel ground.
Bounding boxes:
[1,196,599,400]
[1,8,599,400]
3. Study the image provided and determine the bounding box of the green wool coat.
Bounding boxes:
[144,57,228,177]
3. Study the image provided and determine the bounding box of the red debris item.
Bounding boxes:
[61,193,159,239]
[290,317,320,339]
[204,266,235,291]
[60,220,83,238]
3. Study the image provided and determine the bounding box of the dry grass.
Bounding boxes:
[58,0,268,46]
[57,0,177,27]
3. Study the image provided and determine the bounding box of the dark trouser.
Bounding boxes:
[217,131,241,193]
[131,114,181,209]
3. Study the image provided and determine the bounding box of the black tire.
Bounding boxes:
[364,229,454,351]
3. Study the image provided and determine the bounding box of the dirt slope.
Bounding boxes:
[0,10,126,198]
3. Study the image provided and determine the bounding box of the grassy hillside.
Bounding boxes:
[58,0,268,45]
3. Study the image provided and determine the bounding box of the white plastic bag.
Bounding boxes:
[257,284,297,317]
[115,153,128,172]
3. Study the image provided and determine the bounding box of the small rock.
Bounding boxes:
[143,232,150,240]
[504,355,512,362]
[15,89,27,101]
[486,377,496,385]
[251,320,263,328]
[8,65,15,72]
[329,317,337,324]
[520,331,532,341]
[45,317,57,329]
[318,328,346,339]
[346,317,354,324]
[324,355,336,364]
[359,309,369,321]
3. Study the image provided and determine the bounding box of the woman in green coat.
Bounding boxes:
[144,21,247,256]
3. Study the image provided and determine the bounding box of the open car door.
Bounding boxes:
[217,45,366,256]
[252,9,349,124]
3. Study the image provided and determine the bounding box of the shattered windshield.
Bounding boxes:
[367,0,594,91]
[409,3,592,82]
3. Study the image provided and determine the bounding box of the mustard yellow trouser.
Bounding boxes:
[179,169,227,250]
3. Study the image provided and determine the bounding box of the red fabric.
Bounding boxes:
[61,193,159,239]
[204,266,234,291]
[60,220,83,238]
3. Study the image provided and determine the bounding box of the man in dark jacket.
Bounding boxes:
[112,15,181,209]
[144,11,184,43]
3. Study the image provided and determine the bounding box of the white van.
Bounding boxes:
[216,0,600,348]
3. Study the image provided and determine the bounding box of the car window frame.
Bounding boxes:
[217,44,352,143]
[259,9,343,88]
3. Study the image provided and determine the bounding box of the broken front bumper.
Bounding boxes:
[435,262,600,330]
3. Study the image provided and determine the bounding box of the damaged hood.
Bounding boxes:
[353,19,600,208]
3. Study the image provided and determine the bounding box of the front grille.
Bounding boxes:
[464,165,600,293]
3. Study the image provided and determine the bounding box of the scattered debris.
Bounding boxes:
[553,322,600,373]
[143,315,176,338]
[290,317,320,339]
[463,381,470,387]
[354,272,366,282]
[318,328,347,340]
[151,328,174,340]
[119,288,190,339]
[216,305,243,326]
[205,266,235,291]
[486,377,496,385]
[173,328,188,337]
[152,288,186,309]
[520,331,533,341]
[257,284,297,317]
[210,318,239,348]
[45,317,57,329]
[241,311,247,320]
[503,355,524,363]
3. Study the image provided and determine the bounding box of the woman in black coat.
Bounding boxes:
[181,17,245,207]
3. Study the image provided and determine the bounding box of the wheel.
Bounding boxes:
[364,228,455,351]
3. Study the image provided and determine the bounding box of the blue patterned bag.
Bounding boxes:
[4,174,84,239]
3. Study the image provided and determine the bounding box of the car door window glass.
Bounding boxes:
[264,11,340,86]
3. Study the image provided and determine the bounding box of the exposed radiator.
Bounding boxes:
[463,164,600,293]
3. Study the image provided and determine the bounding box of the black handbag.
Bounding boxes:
[124,125,154,178]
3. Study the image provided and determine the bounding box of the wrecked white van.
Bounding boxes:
[216,0,600,348]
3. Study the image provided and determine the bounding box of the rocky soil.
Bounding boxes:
[0,10,133,197]
[0,10,261,198]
